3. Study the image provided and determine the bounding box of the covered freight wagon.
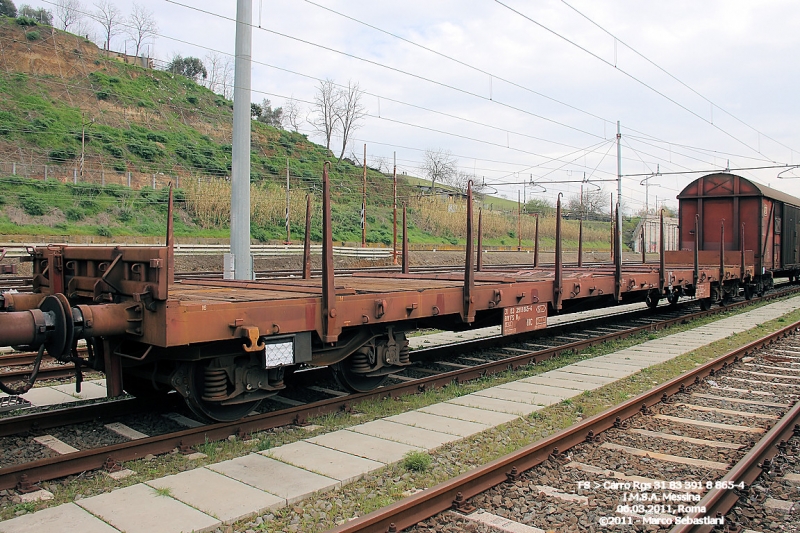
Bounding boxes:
[677,172,800,284]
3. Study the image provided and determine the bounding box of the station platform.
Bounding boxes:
[2,296,800,533]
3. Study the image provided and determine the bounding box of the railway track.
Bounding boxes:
[0,287,796,497]
[330,315,800,532]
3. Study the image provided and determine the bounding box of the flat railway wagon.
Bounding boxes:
[678,172,800,296]
[0,166,755,422]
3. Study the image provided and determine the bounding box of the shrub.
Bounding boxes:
[127,140,161,161]
[112,161,126,172]
[104,144,124,158]
[15,16,36,26]
[103,184,131,198]
[20,195,47,216]
[25,30,39,41]
[186,95,198,105]
[96,90,109,100]
[117,207,133,222]
[78,198,99,214]
[95,225,112,237]
[65,207,84,221]
[401,451,431,472]
[146,131,168,143]
[48,148,77,162]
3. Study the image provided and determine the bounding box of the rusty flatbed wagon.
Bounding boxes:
[0,167,754,421]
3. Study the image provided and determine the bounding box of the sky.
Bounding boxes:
[26,0,800,213]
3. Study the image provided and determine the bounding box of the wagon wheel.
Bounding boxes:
[183,361,263,423]
[743,284,753,300]
[645,290,660,309]
[332,347,389,393]
[698,298,712,311]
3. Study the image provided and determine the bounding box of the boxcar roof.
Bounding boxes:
[678,173,800,207]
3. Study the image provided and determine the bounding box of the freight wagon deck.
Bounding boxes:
[0,167,758,421]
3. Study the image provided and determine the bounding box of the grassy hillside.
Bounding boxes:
[0,17,616,249]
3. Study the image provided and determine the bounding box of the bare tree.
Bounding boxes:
[335,80,366,162]
[284,96,301,133]
[309,78,341,153]
[126,2,157,57]
[55,0,83,31]
[93,0,121,54]
[204,52,233,99]
[566,187,609,219]
[421,148,457,193]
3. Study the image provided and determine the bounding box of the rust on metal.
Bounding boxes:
[166,183,175,287]
[402,205,409,274]
[659,209,665,295]
[554,193,563,310]
[533,214,539,267]
[614,203,622,301]
[322,162,337,343]
[720,219,726,284]
[303,194,312,280]
[641,227,646,264]
[462,181,475,323]
[477,208,483,272]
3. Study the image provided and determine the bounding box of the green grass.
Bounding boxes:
[401,451,432,472]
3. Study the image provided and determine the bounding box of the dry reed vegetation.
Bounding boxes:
[184,178,308,228]
[184,178,611,245]
[410,196,609,244]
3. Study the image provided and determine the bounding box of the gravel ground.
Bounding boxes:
[405,344,800,533]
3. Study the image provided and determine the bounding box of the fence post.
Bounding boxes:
[127,172,131,188]
[101,171,105,186]
[152,174,156,189]
[73,168,77,184]
[175,175,179,188]
[11,162,15,175]
[44,165,47,180]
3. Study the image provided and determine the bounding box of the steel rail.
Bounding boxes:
[0,289,794,492]
[669,399,800,533]
[323,321,800,533]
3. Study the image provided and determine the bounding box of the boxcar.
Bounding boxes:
[677,172,800,288]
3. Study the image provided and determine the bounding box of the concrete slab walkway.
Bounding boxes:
[3,296,800,533]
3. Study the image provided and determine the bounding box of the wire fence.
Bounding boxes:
[0,160,192,190]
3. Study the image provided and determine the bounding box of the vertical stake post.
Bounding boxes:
[392,151,398,265]
[517,190,521,251]
[614,204,622,302]
[402,205,409,274]
[659,209,665,296]
[641,226,646,264]
[286,158,291,244]
[302,194,311,280]
[554,194,563,311]
[533,214,539,267]
[719,220,725,287]
[361,144,366,248]
[740,223,746,281]
[166,183,175,287]
[463,181,475,322]
[694,215,700,286]
[477,208,483,272]
[322,162,337,342]
[610,193,614,263]
[578,217,584,267]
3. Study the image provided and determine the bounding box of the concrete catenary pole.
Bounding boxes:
[230,0,253,280]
